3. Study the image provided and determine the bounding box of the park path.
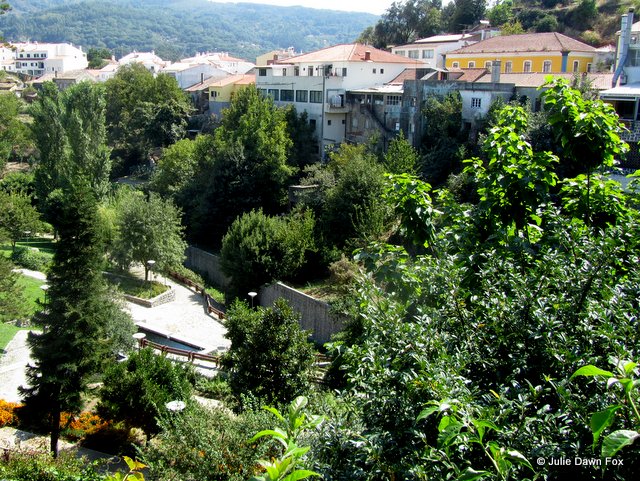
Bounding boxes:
[0,330,33,403]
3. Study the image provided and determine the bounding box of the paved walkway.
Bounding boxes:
[0,330,33,403]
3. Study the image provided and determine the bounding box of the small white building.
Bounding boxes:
[256,43,418,152]
[161,61,231,89]
[0,45,15,72]
[391,33,478,69]
[118,51,170,74]
[180,52,254,75]
[10,42,88,77]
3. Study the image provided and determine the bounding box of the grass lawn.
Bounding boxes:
[17,274,46,315]
[296,279,344,303]
[0,237,56,261]
[106,274,169,299]
[0,322,20,352]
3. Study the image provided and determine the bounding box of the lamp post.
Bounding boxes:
[165,400,186,412]
[146,260,156,283]
[40,284,49,308]
[248,291,257,308]
[133,332,146,351]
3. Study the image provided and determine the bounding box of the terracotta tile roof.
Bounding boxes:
[475,72,613,89]
[187,73,255,91]
[388,68,422,84]
[277,43,416,64]
[456,68,489,82]
[449,32,596,55]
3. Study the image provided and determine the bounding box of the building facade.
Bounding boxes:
[10,42,88,77]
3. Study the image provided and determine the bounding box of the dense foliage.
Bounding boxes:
[223,299,316,405]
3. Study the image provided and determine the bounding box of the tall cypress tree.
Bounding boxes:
[19,183,128,457]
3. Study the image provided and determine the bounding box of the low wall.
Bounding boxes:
[259,282,344,345]
[124,286,175,308]
[184,246,230,289]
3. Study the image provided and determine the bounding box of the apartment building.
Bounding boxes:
[11,42,88,77]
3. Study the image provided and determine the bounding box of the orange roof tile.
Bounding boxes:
[450,32,595,55]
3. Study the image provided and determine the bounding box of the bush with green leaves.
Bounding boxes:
[10,246,50,271]
[220,208,315,300]
[223,299,316,405]
[98,348,193,437]
[141,403,276,481]
[0,451,104,481]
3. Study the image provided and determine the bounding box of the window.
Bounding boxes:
[280,89,294,101]
[523,61,532,73]
[471,98,482,108]
[267,89,279,101]
[327,120,332,126]
[408,50,419,59]
[385,95,401,106]
[258,68,267,76]
[543,60,552,73]
[468,61,475,68]
[310,119,316,128]
[504,61,512,73]
[294,66,300,76]
[396,50,405,56]
[308,66,314,76]
[452,62,459,68]
[342,67,347,77]
[342,119,346,124]
[587,63,592,72]
[373,68,377,74]
[295,90,308,102]
[310,90,323,103]
[210,91,218,99]
[572,60,579,73]
[485,61,492,68]
[380,68,384,74]
[422,49,434,59]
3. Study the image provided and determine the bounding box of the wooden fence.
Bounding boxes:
[168,271,225,319]
[139,338,222,367]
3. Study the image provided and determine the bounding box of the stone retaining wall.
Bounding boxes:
[184,246,230,289]
[259,282,344,345]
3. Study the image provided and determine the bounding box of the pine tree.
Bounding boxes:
[19,184,132,457]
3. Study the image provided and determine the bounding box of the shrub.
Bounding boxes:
[0,399,21,427]
[170,263,205,287]
[59,411,110,442]
[10,246,50,271]
[0,451,103,481]
[195,374,234,403]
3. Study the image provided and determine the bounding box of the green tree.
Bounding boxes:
[384,131,418,175]
[111,192,187,281]
[0,93,30,172]
[487,0,513,27]
[0,255,28,322]
[105,64,191,173]
[220,208,315,300]
[283,105,319,172]
[447,0,485,32]
[87,47,112,69]
[98,348,192,437]
[20,184,134,457]
[0,190,41,252]
[223,299,315,405]
[31,81,112,209]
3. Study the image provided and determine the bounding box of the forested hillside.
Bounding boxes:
[360,0,636,49]
[0,0,376,60]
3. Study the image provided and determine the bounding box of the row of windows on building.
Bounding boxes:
[18,53,47,59]
[451,59,591,73]
[16,62,44,68]
[257,88,403,106]
[258,66,387,77]
[395,49,435,59]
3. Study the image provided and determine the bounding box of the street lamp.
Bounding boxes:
[133,332,146,351]
[165,400,186,412]
[146,260,156,283]
[40,284,49,307]
[248,291,257,308]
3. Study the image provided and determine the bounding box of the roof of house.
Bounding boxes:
[601,81,640,98]
[449,32,596,55]
[450,67,489,82]
[416,33,474,44]
[277,43,417,65]
[187,73,255,91]
[388,68,424,84]
[474,72,613,89]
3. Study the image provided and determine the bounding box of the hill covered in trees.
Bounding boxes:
[0,0,377,61]
[359,0,634,49]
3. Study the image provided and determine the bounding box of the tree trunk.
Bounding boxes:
[50,409,60,458]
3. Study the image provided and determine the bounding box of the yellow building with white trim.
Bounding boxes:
[445,32,597,74]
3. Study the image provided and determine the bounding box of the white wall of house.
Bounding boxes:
[162,63,228,89]
[11,43,87,77]
[391,40,470,68]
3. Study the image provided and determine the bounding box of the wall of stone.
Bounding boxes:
[259,282,344,345]
[124,286,175,308]
[184,246,231,289]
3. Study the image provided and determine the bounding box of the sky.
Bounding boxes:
[208,0,394,15]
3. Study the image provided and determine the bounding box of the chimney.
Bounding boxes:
[613,8,635,87]
[364,50,371,61]
[491,60,501,83]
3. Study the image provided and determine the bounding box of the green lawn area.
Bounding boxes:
[0,237,56,260]
[106,273,169,299]
[17,274,46,315]
[0,322,20,352]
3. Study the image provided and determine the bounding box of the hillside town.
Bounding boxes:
[2,2,640,480]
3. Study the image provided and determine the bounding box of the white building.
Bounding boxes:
[180,52,254,75]
[256,43,419,151]
[0,46,15,72]
[10,42,88,77]
[118,51,170,74]
[161,61,231,89]
[391,34,478,69]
